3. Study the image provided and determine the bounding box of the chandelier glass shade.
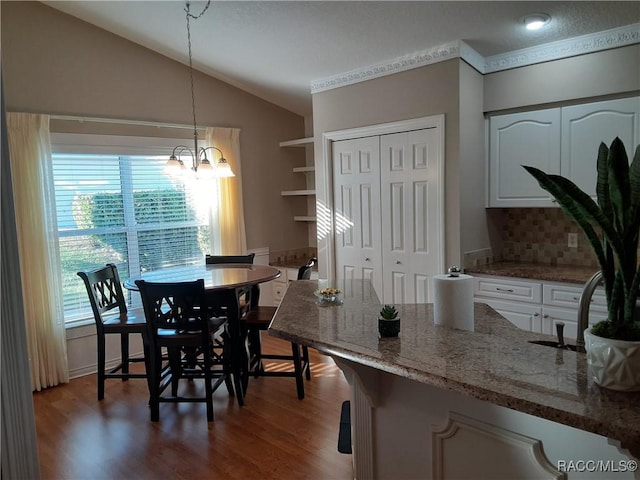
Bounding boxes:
[164,0,234,180]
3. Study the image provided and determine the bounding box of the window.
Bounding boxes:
[51,134,219,325]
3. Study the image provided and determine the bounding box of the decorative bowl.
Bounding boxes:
[314,288,343,306]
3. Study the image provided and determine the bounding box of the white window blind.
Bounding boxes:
[51,134,218,324]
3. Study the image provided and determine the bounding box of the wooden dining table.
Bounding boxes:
[124,263,281,406]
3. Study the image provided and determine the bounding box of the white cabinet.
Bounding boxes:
[488,109,561,207]
[280,137,316,222]
[271,267,319,306]
[561,97,640,197]
[488,96,640,207]
[481,298,543,332]
[474,275,607,340]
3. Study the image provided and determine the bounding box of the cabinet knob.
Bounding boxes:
[396,260,402,265]
[533,312,540,317]
[365,257,371,262]
[543,314,549,318]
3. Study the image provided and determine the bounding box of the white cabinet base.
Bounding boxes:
[335,358,636,480]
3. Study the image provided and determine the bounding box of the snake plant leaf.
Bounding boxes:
[607,137,630,233]
[596,142,612,219]
[628,144,640,234]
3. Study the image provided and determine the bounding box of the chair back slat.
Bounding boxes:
[136,279,208,333]
[297,257,317,280]
[205,253,255,265]
[77,263,127,324]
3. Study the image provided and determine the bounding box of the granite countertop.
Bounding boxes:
[465,262,599,284]
[268,279,640,457]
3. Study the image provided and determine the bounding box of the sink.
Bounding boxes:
[528,340,578,352]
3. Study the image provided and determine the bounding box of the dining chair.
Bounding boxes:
[205,252,256,338]
[77,263,148,400]
[135,279,232,422]
[244,257,317,399]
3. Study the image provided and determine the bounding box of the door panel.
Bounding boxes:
[333,137,383,299]
[381,129,441,304]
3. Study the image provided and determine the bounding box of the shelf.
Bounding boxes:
[292,166,315,173]
[294,216,317,222]
[279,137,314,147]
[281,189,316,196]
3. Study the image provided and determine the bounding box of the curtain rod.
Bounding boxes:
[50,114,207,132]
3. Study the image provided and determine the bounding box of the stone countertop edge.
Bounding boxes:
[465,262,599,285]
[268,279,640,458]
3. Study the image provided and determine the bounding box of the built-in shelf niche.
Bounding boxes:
[280,137,316,223]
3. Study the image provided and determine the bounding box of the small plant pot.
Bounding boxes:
[378,318,400,337]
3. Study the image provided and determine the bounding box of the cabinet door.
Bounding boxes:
[561,97,640,197]
[380,129,443,304]
[541,306,580,341]
[333,137,383,298]
[489,108,561,207]
[479,299,542,333]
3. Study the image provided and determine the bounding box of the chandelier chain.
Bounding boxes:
[185,3,199,147]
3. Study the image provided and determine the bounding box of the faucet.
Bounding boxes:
[576,271,603,353]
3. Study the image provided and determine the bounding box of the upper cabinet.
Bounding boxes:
[489,109,561,207]
[488,97,640,208]
[561,98,640,195]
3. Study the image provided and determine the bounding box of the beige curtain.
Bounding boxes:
[7,112,69,391]
[206,127,247,254]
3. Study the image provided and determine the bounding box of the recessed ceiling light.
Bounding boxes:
[522,13,551,31]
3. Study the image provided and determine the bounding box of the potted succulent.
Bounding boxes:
[524,137,640,390]
[378,304,400,337]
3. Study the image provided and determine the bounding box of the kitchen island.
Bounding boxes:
[269,279,640,479]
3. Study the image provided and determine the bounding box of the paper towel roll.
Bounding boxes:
[432,273,474,331]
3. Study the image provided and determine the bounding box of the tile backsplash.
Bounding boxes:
[495,208,597,267]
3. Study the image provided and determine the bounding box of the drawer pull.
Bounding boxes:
[495,287,514,293]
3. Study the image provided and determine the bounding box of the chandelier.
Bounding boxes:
[164,1,234,179]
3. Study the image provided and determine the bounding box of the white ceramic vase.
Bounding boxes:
[584,327,640,391]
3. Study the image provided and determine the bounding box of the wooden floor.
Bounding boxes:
[33,336,354,480]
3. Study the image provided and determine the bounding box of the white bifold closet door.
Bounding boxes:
[333,136,383,298]
[333,128,442,304]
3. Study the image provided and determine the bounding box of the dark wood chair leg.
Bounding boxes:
[204,352,214,422]
[292,342,304,400]
[97,334,106,401]
[221,329,235,397]
[149,346,162,422]
[168,348,182,397]
[120,333,130,379]
[302,346,311,380]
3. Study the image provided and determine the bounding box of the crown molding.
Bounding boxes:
[483,23,640,73]
[311,23,640,94]
[311,41,461,94]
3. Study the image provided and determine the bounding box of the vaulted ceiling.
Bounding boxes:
[44,1,640,116]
